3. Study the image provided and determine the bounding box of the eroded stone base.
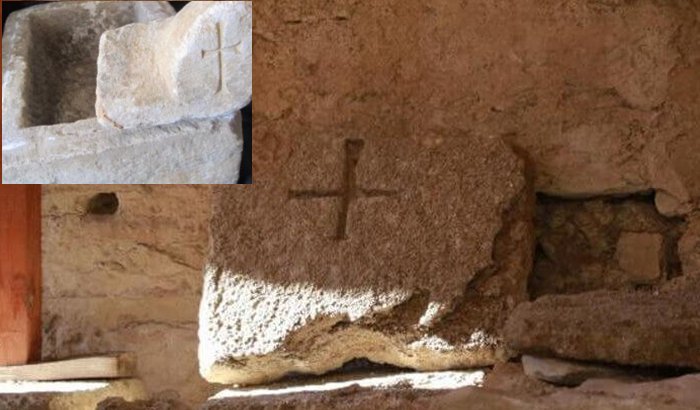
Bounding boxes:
[0,379,146,410]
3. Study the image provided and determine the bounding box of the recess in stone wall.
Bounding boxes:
[531,193,685,298]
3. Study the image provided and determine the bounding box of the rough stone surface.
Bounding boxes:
[254,0,700,215]
[96,1,252,129]
[532,197,682,297]
[521,355,636,387]
[679,213,700,276]
[2,1,243,184]
[0,379,146,410]
[200,134,534,384]
[504,280,700,369]
[42,186,216,406]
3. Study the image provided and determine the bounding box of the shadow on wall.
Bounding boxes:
[1,0,253,184]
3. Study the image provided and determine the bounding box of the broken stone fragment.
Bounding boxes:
[199,134,534,385]
[614,232,664,284]
[504,282,700,369]
[521,355,636,387]
[96,1,252,129]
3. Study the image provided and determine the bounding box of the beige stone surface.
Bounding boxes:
[532,198,680,297]
[200,134,534,385]
[41,186,216,406]
[0,379,146,410]
[255,0,700,215]
[96,1,252,129]
[1,1,243,184]
[504,280,700,369]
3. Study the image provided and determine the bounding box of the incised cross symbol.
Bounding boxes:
[289,139,398,240]
[201,22,241,94]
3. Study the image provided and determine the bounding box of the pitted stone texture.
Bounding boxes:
[2,1,242,183]
[199,134,534,384]
[96,1,252,129]
[2,116,243,183]
[255,0,700,215]
[532,197,681,297]
[504,282,700,369]
[0,379,146,410]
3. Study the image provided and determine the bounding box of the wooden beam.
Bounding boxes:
[0,185,42,366]
[0,353,136,381]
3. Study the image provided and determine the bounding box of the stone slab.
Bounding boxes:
[521,355,636,387]
[679,213,700,276]
[199,134,534,384]
[1,1,243,183]
[0,379,146,410]
[504,282,700,369]
[96,1,252,129]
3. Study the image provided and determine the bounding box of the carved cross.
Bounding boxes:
[289,139,398,240]
[201,22,241,94]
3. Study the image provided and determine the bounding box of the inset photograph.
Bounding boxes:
[1,1,252,183]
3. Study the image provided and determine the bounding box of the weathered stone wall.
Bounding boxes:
[41,185,213,405]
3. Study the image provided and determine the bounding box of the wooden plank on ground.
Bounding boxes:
[0,353,137,381]
[0,185,42,366]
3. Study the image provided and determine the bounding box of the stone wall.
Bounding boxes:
[41,185,213,405]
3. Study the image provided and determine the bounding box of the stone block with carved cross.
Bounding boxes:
[198,134,534,385]
[95,1,252,129]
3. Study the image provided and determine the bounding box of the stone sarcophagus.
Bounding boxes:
[1,1,248,184]
[198,134,534,385]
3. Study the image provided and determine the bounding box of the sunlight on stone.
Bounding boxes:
[0,381,109,394]
[209,370,485,399]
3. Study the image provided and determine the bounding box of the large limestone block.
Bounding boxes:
[504,283,700,369]
[199,134,534,384]
[0,379,146,410]
[96,1,252,129]
[1,1,243,183]
[255,0,700,214]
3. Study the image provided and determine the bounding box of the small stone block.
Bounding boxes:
[615,232,664,284]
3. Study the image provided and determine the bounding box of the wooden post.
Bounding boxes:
[0,185,42,366]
